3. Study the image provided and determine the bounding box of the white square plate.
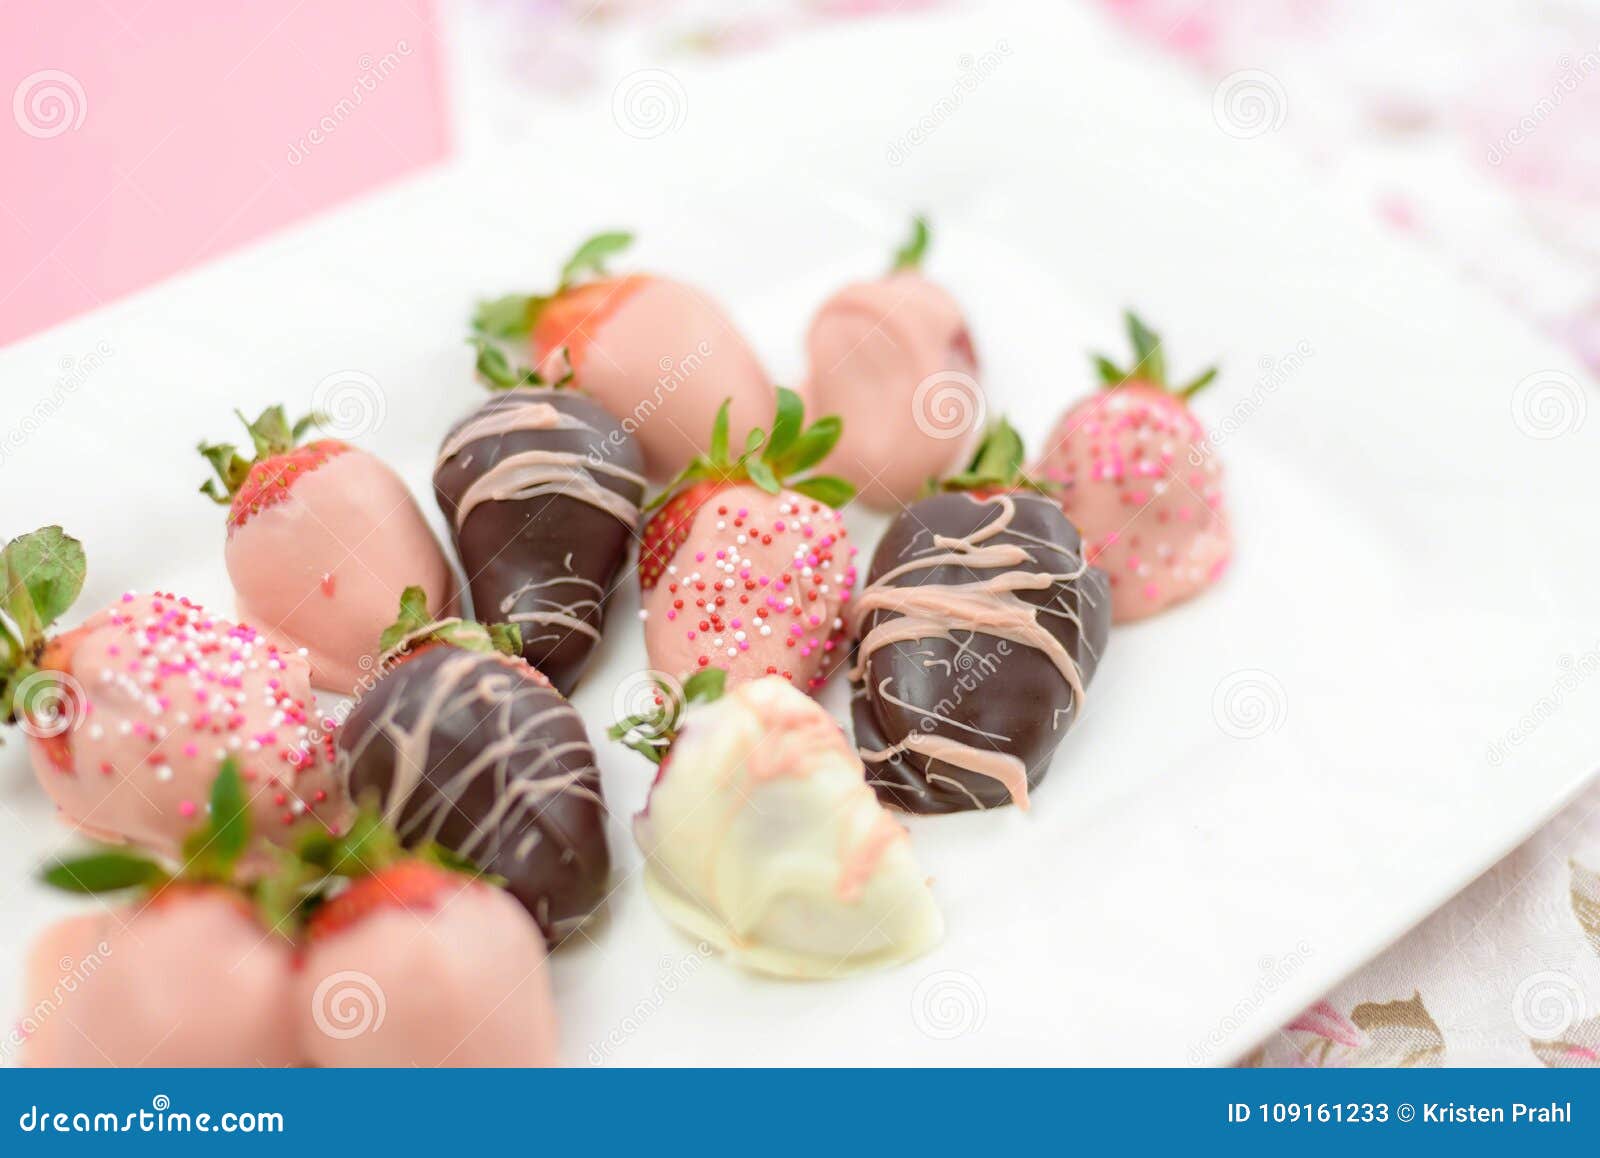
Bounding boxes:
[3,3,1596,1065]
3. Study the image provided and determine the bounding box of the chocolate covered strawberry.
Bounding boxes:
[0,527,344,856]
[338,589,609,941]
[638,389,858,694]
[473,231,774,479]
[292,811,558,1068]
[804,216,983,509]
[432,343,646,695]
[20,764,300,1067]
[850,421,1111,813]
[1031,313,1231,623]
[199,405,458,693]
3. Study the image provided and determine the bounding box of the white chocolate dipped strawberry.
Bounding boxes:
[1031,313,1232,623]
[293,814,558,1068]
[638,390,858,694]
[618,671,943,979]
[0,528,344,856]
[199,406,458,694]
[474,231,774,480]
[804,217,983,509]
[19,765,300,1067]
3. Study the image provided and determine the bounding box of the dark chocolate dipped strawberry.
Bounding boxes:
[848,420,1111,814]
[433,342,646,695]
[337,588,609,941]
[471,230,774,479]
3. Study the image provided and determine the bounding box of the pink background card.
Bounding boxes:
[0,1,450,346]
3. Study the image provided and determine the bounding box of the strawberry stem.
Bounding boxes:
[934,417,1055,496]
[1091,310,1220,398]
[644,388,856,513]
[378,586,522,661]
[890,215,932,272]
[196,405,323,505]
[608,667,726,763]
[471,230,634,340]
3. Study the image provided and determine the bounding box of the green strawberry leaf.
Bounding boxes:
[891,214,931,272]
[196,406,319,505]
[559,231,634,289]
[471,337,548,392]
[1179,365,1220,399]
[1,527,86,646]
[708,399,731,463]
[769,415,842,476]
[765,386,805,460]
[789,475,856,507]
[380,586,434,654]
[473,293,535,339]
[934,417,1053,496]
[681,665,727,705]
[746,457,780,494]
[180,759,252,880]
[487,622,523,657]
[41,851,168,895]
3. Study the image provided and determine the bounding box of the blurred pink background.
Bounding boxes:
[0,2,449,346]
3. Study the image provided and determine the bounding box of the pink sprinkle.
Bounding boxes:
[178,801,197,818]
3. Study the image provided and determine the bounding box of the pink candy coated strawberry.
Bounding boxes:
[1031,312,1231,623]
